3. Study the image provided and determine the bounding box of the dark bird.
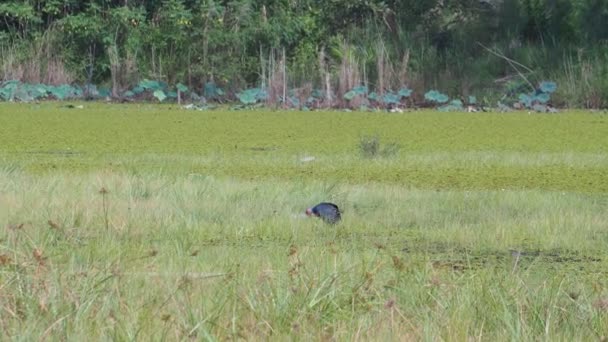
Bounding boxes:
[305,202,341,224]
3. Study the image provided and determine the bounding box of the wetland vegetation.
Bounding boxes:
[1,104,607,339]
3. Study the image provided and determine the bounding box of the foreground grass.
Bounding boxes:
[1,170,607,340]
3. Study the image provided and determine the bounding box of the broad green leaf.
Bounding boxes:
[204,82,224,99]
[132,85,145,94]
[14,87,33,102]
[425,90,449,103]
[153,90,167,102]
[438,99,464,112]
[351,85,368,95]
[518,94,532,107]
[311,89,324,99]
[98,88,111,97]
[48,84,78,100]
[398,88,412,97]
[382,92,400,104]
[176,83,188,93]
[539,81,557,94]
[450,99,463,107]
[534,93,551,104]
[139,79,162,90]
[344,90,357,101]
[237,88,263,104]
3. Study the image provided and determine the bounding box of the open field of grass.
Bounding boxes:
[1,103,608,340]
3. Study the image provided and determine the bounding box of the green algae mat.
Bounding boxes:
[1,102,607,193]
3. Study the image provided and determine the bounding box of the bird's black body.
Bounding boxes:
[307,202,341,224]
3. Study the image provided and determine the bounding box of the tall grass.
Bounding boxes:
[1,169,607,340]
[0,28,73,84]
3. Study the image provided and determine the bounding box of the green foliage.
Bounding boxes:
[539,81,557,93]
[237,88,268,105]
[344,85,368,100]
[176,83,188,93]
[398,88,413,98]
[1,1,608,108]
[425,90,450,104]
[204,82,225,100]
[438,99,464,112]
[516,81,558,111]
[153,90,167,102]
[0,81,82,101]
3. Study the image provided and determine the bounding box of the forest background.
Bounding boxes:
[1,0,608,108]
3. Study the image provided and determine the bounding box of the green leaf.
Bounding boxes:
[176,83,188,93]
[344,90,357,101]
[351,85,368,95]
[287,96,300,107]
[153,90,167,102]
[98,88,111,98]
[0,81,19,100]
[518,94,532,107]
[48,84,79,100]
[132,85,145,94]
[139,79,162,91]
[14,86,34,102]
[438,99,464,112]
[539,81,557,94]
[534,93,550,104]
[311,89,324,99]
[382,92,400,104]
[204,82,224,99]
[237,88,265,105]
[398,88,412,98]
[424,90,449,104]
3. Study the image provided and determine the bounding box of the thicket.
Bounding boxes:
[1,0,608,108]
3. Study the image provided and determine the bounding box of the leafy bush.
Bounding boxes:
[515,81,558,112]
[236,88,268,105]
[344,85,412,109]
[424,90,450,104]
[0,81,82,101]
[438,99,464,112]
